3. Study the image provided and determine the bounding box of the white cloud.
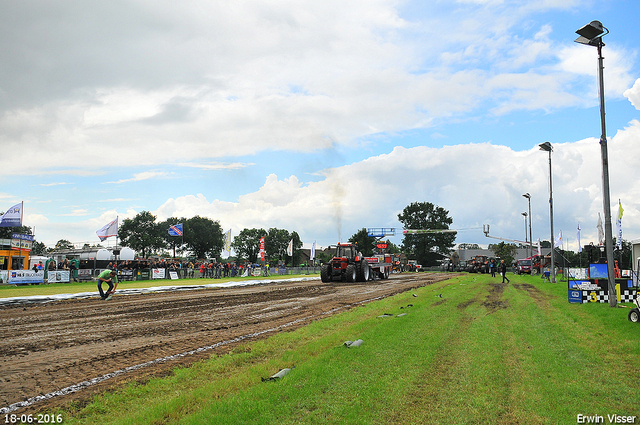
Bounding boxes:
[1,1,624,179]
[28,119,640,250]
[625,78,640,110]
[130,120,640,251]
[105,171,170,184]
[39,182,70,187]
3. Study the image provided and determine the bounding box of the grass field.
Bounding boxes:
[33,273,640,424]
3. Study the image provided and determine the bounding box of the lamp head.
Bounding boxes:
[539,141,553,152]
[522,212,528,217]
[522,193,531,199]
[575,20,608,46]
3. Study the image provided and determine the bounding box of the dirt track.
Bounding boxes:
[0,273,454,414]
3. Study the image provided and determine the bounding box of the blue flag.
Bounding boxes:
[168,223,183,236]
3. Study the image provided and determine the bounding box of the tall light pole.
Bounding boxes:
[539,141,556,283]
[521,212,528,246]
[575,20,616,307]
[523,193,532,260]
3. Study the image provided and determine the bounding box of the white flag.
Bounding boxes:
[577,224,582,253]
[554,231,562,248]
[96,217,118,242]
[537,238,541,256]
[310,241,316,260]
[287,239,294,256]
[616,200,624,249]
[597,213,604,245]
[224,229,232,253]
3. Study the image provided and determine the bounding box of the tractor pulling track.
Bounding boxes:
[0,273,454,415]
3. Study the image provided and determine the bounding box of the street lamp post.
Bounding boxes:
[539,141,556,283]
[575,20,616,307]
[521,212,528,246]
[523,193,532,261]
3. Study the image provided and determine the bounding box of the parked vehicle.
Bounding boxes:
[515,258,532,274]
[467,255,489,273]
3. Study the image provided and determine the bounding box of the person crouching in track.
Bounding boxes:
[98,269,118,300]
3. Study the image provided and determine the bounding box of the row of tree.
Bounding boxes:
[119,212,307,264]
[2,202,460,267]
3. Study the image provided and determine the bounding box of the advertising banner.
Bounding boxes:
[118,269,134,281]
[11,237,33,251]
[78,269,93,281]
[152,268,166,279]
[8,270,44,285]
[568,290,583,303]
[47,271,70,283]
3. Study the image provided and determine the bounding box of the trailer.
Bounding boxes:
[364,254,393,279]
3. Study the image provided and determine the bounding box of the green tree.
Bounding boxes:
[0,224,33,239]
[31,241,47,255]
[316,248,333,265]
[231,228,266,263]
[263,228,304,265]
[183,216,223,260]
[55,239,74,250]
[348,228,376,257]
[119,211,164,258]
[490,242,517,266]
[398,202,455,267]
[266,227,291,262]
[457,243,481,249]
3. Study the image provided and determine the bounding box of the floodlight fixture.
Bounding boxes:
[575,20,607,45]
[539,141,552,152]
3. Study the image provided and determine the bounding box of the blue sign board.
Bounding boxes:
[568,290,583,303]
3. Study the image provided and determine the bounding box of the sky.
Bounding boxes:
[1,0,639,255]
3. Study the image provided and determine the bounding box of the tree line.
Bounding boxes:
[4,201,461,267]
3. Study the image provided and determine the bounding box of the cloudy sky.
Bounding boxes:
[1,0,639,254]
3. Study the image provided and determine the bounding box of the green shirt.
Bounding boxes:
[98,269,118,283]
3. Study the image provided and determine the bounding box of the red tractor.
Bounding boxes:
[321,243,370,283]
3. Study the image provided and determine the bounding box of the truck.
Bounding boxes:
[514,258,532,274]
[320,243,392,283]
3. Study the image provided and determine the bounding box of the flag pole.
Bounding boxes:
[116,216,119,263]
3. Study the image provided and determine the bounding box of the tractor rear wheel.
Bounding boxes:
[346,264,356,283]
[356,259,370,282]
[321,264,332,283]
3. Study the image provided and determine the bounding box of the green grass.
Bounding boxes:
[49,273,640,424]
[0,273,318,298]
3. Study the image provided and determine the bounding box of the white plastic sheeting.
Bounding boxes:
[0,277,318,307]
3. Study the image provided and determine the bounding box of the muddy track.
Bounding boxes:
[0,273,455,414]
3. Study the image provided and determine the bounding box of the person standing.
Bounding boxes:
[500,259,510,284]
[97,269,118,300]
